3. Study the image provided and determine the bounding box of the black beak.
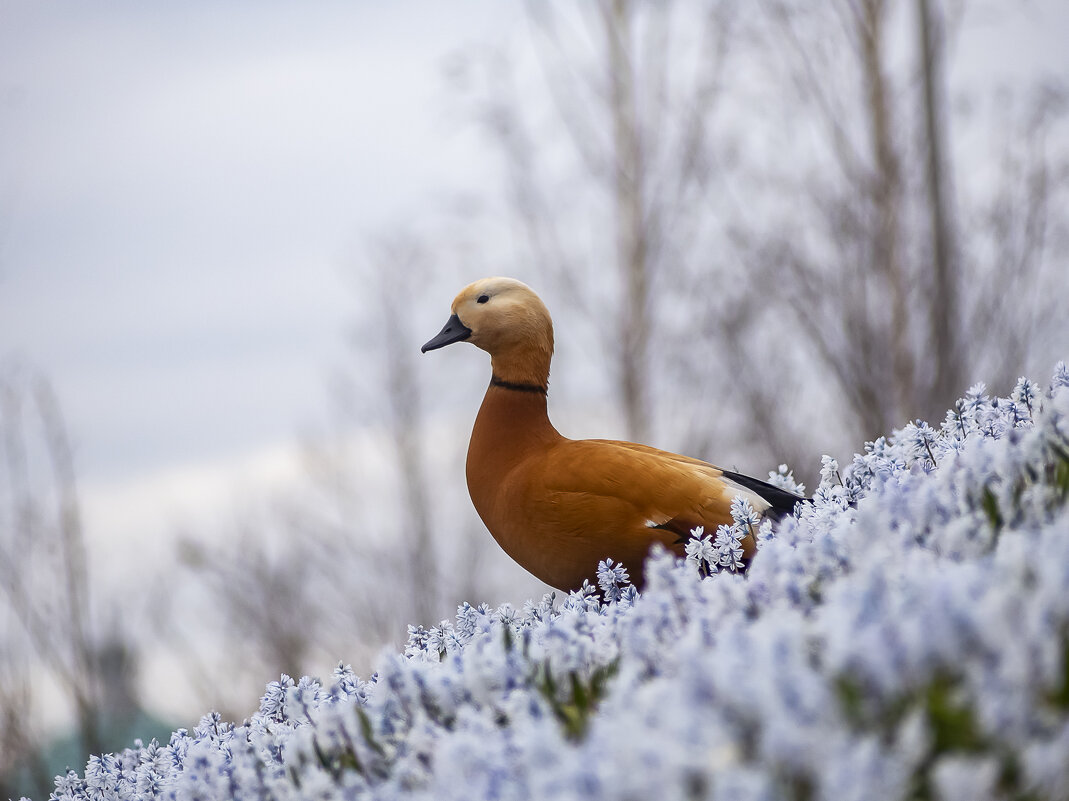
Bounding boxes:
[421,313,472,353]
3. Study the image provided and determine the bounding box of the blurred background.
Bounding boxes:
[1,1,1067,797]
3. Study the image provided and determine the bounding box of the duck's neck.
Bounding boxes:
[489,339,552,392]
[466,380,561,513]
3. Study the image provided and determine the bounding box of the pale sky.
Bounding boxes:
[1,0,1067,539]
[1,1,519,479]
[0,0,546,732]
[0,2,536,585]
[1,0,1067,575]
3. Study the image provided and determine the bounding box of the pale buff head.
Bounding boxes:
[422,277,554,388]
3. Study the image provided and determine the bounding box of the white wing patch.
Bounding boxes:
[717,474,772,514]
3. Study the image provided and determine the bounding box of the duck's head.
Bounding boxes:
[422,277,554,388]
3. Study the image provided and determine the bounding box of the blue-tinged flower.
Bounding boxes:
[564,578,601,612]
[729,496,759,529]
[405,624,430,658]
[963,382,993,432]
[768,463,806,496]
[1050,361,1069,393]
[167,728,191,768]
[684,526,716,576]
[597,558,631,603]
[193,711,232,741]
[522,591,558,626]
[714,524,745,572]
[258,674,295,721]
[84,753,119,791]
[454,601,494,642]
[288,675,324,721]
[133,738,173,797]
[328,662,368,706]
[1011,376,1041,422]
[496,602,518,628]
[903,420,940,469]
[816,455,842,494]
[51,770,86,800]
[425,625,446,658]
[444,624,465,652]
[619,584,640,607]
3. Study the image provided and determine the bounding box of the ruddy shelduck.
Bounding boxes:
[422,277,804,591]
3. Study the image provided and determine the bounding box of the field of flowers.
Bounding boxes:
[40,366,1069,801]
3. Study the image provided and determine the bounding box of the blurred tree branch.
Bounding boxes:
[458,0,741,446]
[0,365,104,795]
[365,233,439,626]
[171,228,536,712]
[449,0,1067,489]
[730,0,1068,458]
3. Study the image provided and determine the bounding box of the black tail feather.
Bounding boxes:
[721,469,807,521]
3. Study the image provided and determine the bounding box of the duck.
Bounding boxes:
[421,277,804,592]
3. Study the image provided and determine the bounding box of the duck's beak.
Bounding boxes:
[421,313,472,352]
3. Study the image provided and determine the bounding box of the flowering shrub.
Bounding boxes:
[38,366,1069,801]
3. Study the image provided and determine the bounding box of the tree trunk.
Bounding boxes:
[605,0,651,443]
[917,0,961,415]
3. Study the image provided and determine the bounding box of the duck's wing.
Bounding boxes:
[578,439,805,519]
[532,438,767,538]
[584,439,715,469]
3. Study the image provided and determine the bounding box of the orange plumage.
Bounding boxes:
[422,277,802,591]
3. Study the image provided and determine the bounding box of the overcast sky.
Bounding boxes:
[1,1,515,471]
[2,0,1068,558]
[0,0,1065,575]
[0,2,536,580]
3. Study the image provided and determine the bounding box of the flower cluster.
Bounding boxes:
[684,495,761,577]
[37,365,1069,801]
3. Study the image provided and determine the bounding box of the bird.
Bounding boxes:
[421,277,804,592]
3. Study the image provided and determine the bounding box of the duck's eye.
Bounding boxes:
[477,294,490,304]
